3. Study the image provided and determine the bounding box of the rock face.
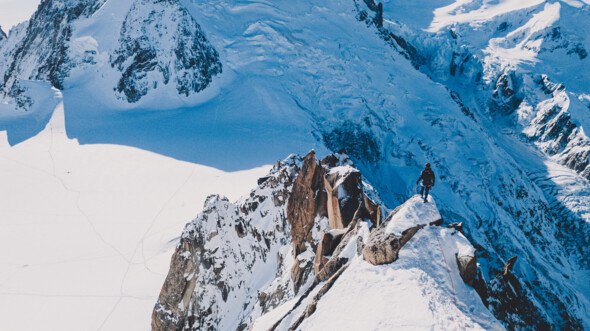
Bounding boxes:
[324,167,363,229]
[0,0,106,107]
[313,229,345,276]
[487,256,553,330]
[286,151,378,292]
[153,151,389,330]
[286,151,326,256]
[110,0,222,102]
[152,156,301,331]
[0,0,221,109]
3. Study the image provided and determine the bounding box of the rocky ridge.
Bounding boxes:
[153,151,544,330]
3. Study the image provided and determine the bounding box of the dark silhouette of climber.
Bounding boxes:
[417,163,435,203]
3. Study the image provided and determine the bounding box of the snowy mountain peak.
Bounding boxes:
[109,0,222,102]
[0,0,221,109]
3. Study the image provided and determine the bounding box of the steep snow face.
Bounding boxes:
[0,0,221,109]
[253,196,503,331]
[110,0,222,103]
[0,0,106,105]
[0,97,272,331]
[383,0,590,180]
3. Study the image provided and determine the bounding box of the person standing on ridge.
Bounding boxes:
[417,163,435,203]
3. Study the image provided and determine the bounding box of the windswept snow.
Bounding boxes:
[428,0,546,32]
[0,101,271,330]
[253,197,501,331]
[385,195,442,235]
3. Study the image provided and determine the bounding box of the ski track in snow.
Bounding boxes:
[0,102,272,331]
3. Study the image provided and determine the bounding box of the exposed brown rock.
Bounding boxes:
[362,231,401,265]
[429,218,444,226]
[314,229,345,275]
[287,151,325,256]
[363,220,424,266]
[399,224,426,247]
[288,264,350,331]
[291,256,313,294]
[488,256,551,329]
[152,239,198,331]
[324,168,363,229]
[362,193,381,226]
[447,222,464,233]
[320,153,339,168]
[316,206,367,281]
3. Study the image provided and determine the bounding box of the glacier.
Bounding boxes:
[0,0,588,329]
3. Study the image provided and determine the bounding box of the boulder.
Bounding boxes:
[363,221,424,266]
[456,254,477,287]
[362,232,401,265]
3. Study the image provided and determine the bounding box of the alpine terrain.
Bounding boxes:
[0,0,588,330]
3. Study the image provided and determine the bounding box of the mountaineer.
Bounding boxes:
[417,163,435,203]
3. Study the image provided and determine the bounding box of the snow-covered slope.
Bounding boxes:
[0,0,221,110]
[258,198,502,331]
[0,97,271,330]
[153,153,504,330]
[0,0,588,329]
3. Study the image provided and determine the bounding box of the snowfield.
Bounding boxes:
[0,100,271,330]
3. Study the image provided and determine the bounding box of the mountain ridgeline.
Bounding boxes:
[0,0,588,329]
[152,151,542,330]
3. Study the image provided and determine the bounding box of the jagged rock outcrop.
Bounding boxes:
[153,151,391,330]
[315,213,364,282]
[0,26,7,41]
[0,0,221,110]
[110,0,222,102]
[286,151,326,256]
[447,222,464,234]
[487,256,552,330]
[362,223,425,265]
[286,150,381,292]
[152,156,300,331]
[324,166,363,229]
